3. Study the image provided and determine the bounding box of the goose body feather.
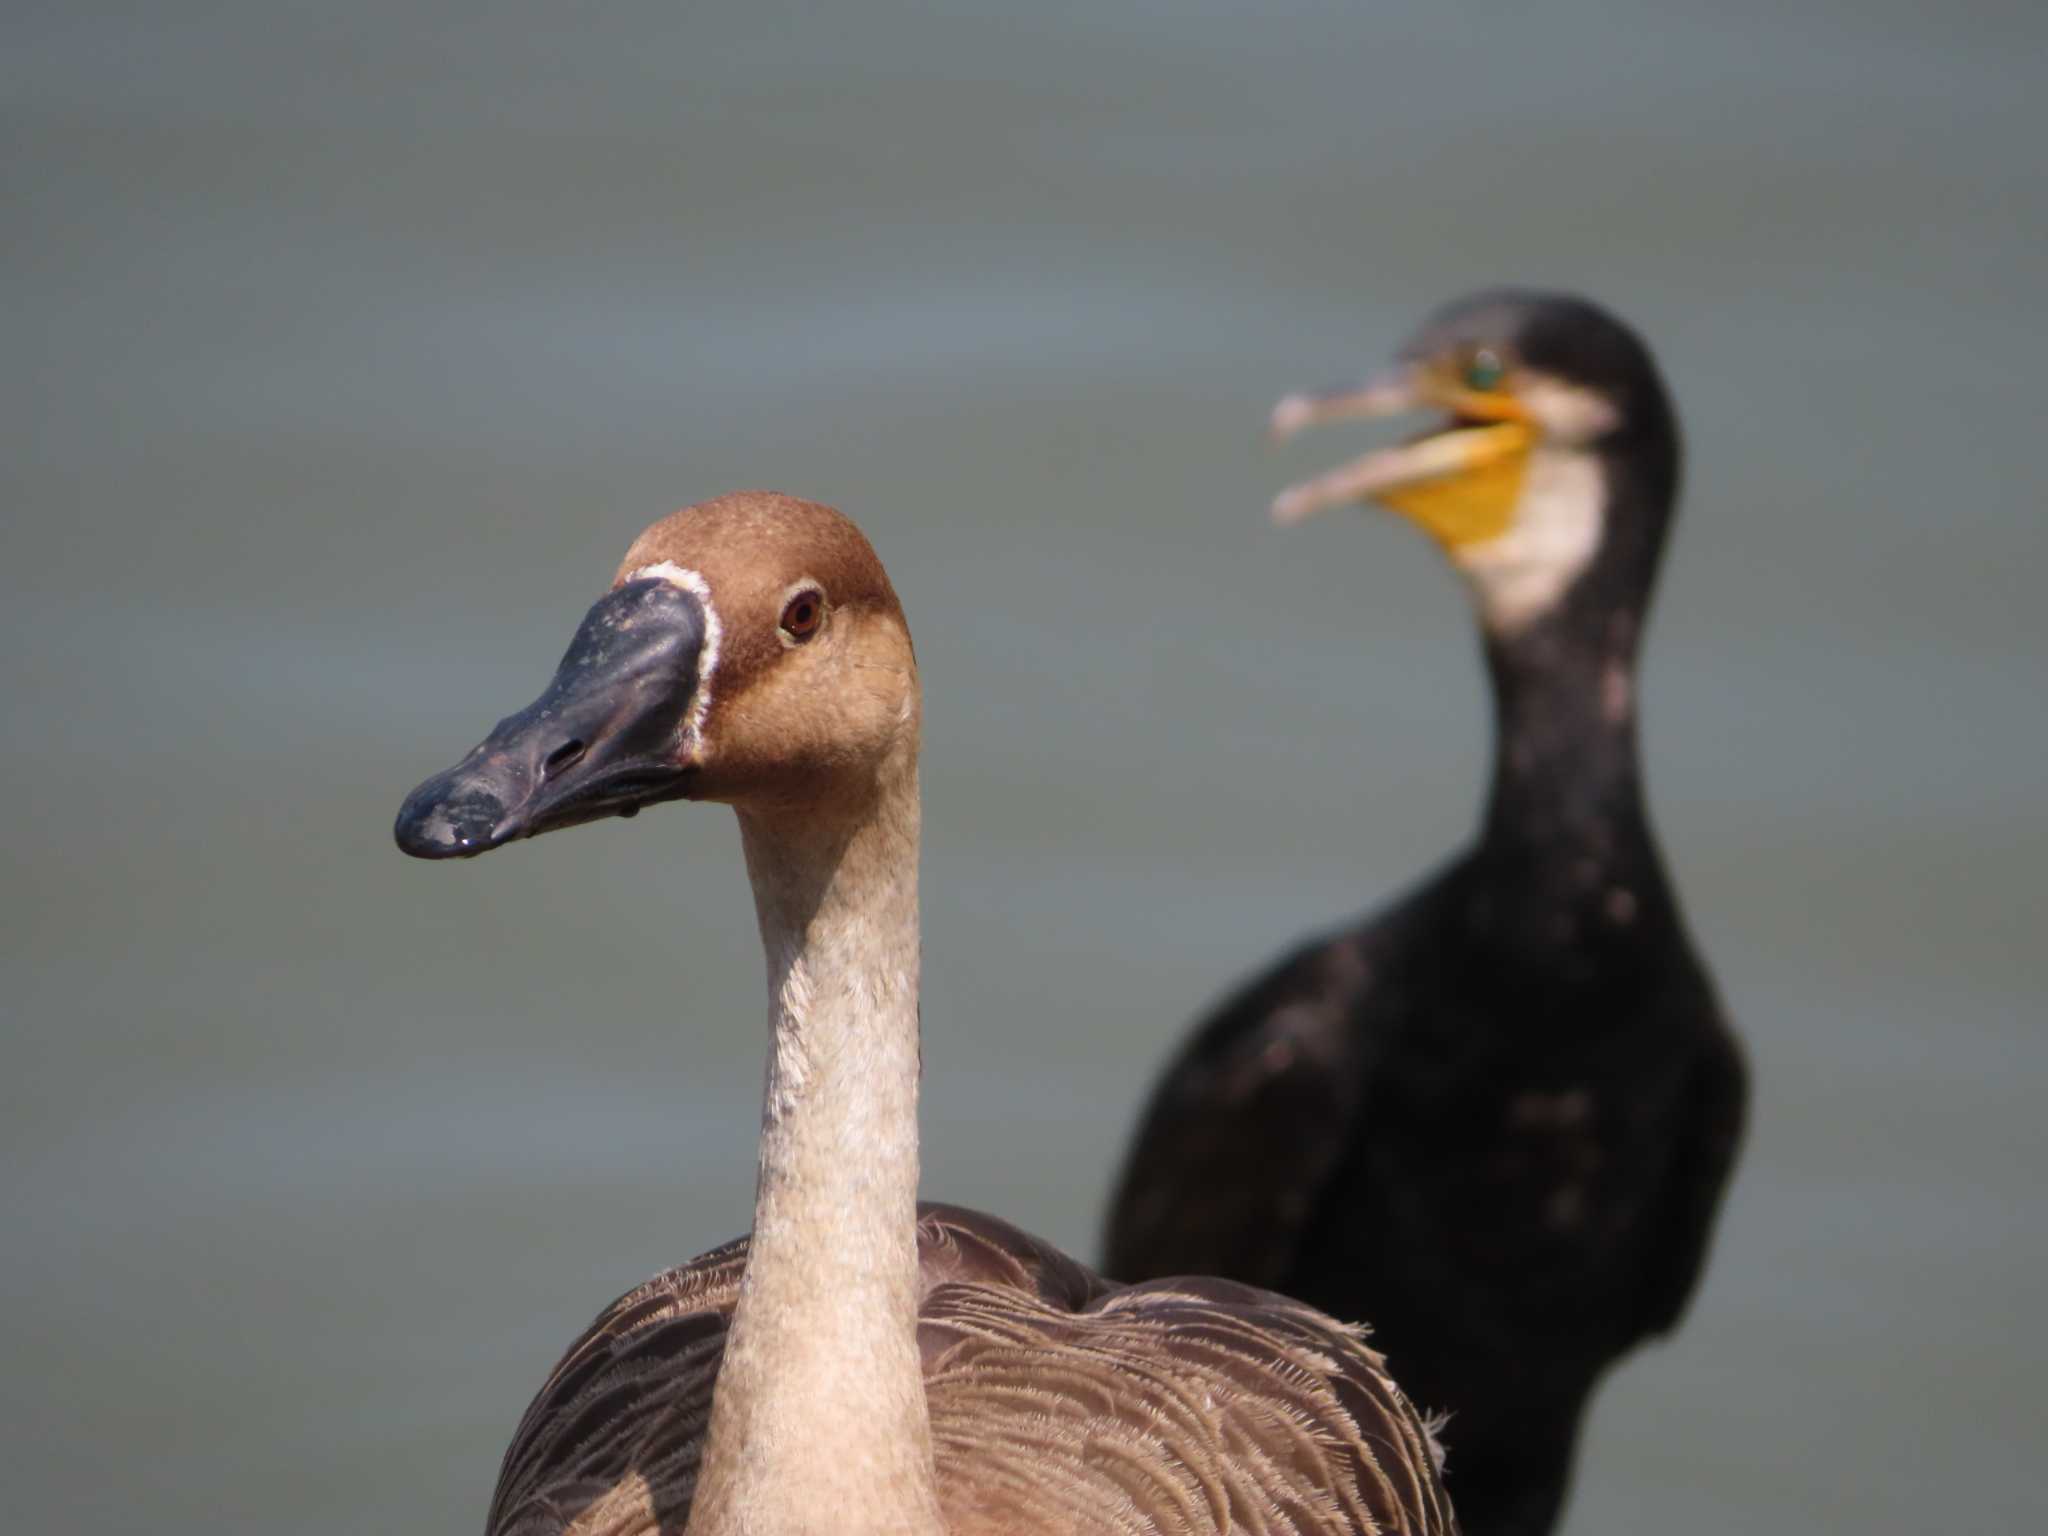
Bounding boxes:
[491,1204,1453,1536]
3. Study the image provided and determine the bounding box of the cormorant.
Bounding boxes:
[1105,291,1748,1536]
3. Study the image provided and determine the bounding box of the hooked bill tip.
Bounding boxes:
[1269,483,1327,527]
[1268,393,1320,443]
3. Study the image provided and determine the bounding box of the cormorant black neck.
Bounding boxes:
[1479,600,1646,860]
[1470,415,1678,937]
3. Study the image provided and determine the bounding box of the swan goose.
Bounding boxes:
[396,492,1457,1536]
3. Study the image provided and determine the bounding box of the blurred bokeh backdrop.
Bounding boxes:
[5,2,2043,1531]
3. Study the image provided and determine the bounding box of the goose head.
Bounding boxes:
[395,491,918,859]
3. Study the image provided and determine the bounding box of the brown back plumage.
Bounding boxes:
[488,1204,1454,1536]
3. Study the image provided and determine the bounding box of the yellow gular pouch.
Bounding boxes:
[1375,420,1533,549]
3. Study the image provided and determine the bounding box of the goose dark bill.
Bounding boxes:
[394,577,706,860]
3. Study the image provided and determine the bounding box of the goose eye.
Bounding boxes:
[1462,349,1506,392]
[779,590,824,643]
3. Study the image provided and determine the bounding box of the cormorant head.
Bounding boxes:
[1269,289,1681,636]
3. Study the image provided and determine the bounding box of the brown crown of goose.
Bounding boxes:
[619,492,919,807]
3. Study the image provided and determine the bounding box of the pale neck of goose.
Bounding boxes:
[687,745,943,1536]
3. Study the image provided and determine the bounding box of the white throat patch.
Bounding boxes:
[626,561,721,756]
[1450,450,1605,635]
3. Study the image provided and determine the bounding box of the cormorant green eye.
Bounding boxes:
[1463,350,1506,392]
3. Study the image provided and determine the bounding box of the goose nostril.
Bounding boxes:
[543,739,587,779]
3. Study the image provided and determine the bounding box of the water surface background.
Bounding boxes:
[5,2,2043,1530]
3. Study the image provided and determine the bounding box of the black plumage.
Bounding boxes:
[1105,292,1748,1536]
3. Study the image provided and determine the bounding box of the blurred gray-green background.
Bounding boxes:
[5,2,2043,1531]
